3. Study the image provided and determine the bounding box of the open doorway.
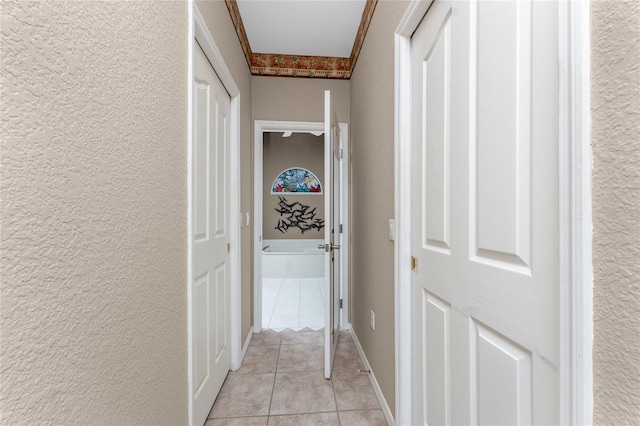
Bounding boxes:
[254,120,350,335]
[262,130,326,331]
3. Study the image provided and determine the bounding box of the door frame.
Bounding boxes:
[188,3,242,425]
[253,120,350,333]
[393,1,593,425]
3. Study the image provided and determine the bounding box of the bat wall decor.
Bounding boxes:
[274,196,324,234]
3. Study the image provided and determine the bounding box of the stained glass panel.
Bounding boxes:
[271,167,322,194]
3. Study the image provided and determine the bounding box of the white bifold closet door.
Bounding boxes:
[192,42,231,426]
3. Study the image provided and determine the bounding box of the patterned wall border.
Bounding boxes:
[225,0,378,79]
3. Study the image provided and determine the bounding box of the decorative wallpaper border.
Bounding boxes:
[225,0,378,79]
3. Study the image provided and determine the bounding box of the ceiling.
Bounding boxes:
[226,0,377,79]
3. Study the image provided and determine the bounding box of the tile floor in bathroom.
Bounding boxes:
[206,329,387,425]
[262,278,325,331]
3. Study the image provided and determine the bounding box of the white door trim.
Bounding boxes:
[253,120,349,333]
[189,3,242,425]
[393,2,433,424]
[393,1,592,425]
[557,1,593,424]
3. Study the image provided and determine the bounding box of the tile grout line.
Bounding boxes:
[331,335,344,426]
[331,367,342,426]
[296,279,302,328]
[270,278,284,329]
[296,278,302,327]
[266,278,282,329]
[266,334,281,421]
[264,278,273,329]
[262,278,270,329]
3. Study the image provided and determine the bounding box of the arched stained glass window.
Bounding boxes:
[271,167,322,194]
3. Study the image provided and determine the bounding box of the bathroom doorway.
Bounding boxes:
[262,130,325,330]
[253,120,349,333]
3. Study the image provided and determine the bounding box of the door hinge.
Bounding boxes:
[339,148,343,159]
[411,256,417,272]
[339,299,343,309]
[227,243,230,253]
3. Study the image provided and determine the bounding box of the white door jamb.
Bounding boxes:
[393,3,434,425]
[557,1,593,424]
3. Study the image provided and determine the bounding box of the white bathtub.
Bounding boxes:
[262,239,325,279]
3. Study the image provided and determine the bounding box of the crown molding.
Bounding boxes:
[225,0,377,79]
[348,0,377,75]
[225,0,253,69]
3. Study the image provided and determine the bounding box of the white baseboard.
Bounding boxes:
[350,327,395,426]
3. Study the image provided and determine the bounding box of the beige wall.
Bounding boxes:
[0,1,188,424]
[252,76,350,124]
[591,1,640,424]
[263,133,325,240]
[349,0,410,413]
[196,0,254,357]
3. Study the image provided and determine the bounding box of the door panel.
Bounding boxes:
[213,101,227,238]
[474,0,532,269]
[422,290,451,426]
[474,321,532,425]
[193,272,209,392]
[411,1,558,425]
[324,90,341,379]
[195,83,210,242]
[422,7,452,254]
[193,42,231,426]
[214,263,227,362]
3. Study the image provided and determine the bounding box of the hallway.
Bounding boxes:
[206,329,387,425]
[4,0,635,424]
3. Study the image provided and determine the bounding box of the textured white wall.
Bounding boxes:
[1,1,189,423]
[591,1,640,424]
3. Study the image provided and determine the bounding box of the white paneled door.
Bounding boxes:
[411,1,559,424]
[193,42,231,426]
[324,90,341,379]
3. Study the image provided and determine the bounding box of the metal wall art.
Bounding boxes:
[274,196,324,234]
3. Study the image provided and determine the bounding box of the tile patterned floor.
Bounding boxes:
[262,278,325,331]
[206,329,388,426]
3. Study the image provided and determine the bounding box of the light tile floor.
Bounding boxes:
[262,278,325,331]
[206,329,388,426]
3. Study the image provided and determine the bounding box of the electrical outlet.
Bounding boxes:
[370,310,375,331]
